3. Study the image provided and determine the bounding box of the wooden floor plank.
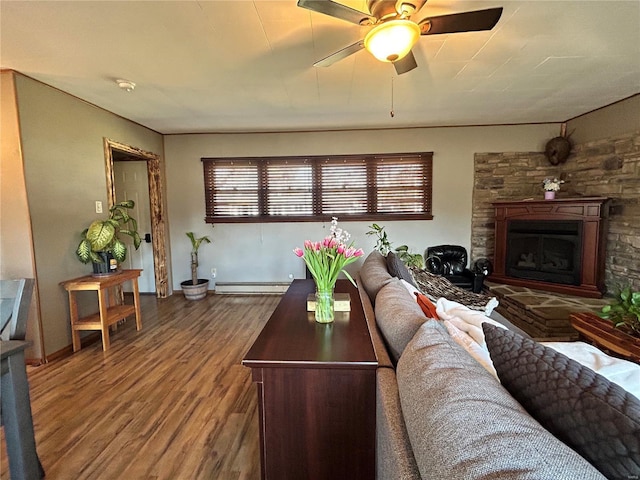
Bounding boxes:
[1,293,279,480]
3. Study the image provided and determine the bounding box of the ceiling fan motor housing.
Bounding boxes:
[368,0,403,19]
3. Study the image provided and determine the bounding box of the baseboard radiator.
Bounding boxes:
[214,282,290,294]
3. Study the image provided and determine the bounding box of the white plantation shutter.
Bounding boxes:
[202,152,433,223]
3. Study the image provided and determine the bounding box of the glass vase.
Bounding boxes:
[544,191,556,200]
[314,287,335,324]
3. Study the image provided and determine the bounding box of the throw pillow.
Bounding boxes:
[359,250,393,304]
[409,266,498,315]
[386,251,417,287]
[483,323,640,480]
[414,292,438,319]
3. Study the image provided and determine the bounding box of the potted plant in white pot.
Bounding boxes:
[181,231,211,300]
[75,200,141,275]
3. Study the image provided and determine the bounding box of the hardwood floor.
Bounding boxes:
[1,293,280,480]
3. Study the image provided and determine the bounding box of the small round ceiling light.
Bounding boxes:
[116,79,136,92]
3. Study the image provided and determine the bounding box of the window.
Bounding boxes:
[202,152,433,223]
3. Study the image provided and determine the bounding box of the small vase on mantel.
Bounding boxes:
[314,286,335,324]
[544,191,556,200]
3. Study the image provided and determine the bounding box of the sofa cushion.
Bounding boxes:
[483,323,640,480]
[376,368,420,480]
[386,251,417,287]
[375,279,427,364]
[356,273,393,368]
[396,321,607,480]
[359,250,393,305]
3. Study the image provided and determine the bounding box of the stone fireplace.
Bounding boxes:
[489,197,610,298]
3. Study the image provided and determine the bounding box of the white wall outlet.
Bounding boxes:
[211,268,217,278]
[95,201,103,214]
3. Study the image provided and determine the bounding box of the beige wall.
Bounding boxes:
[1,71,44,361]
[567,95,640,144]
[14,73,164,356]
[164,124,560,291]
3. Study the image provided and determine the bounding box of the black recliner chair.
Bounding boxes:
[424,245,484,293]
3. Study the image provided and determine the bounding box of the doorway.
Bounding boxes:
[114,160,154,292]
[103,138,169,297]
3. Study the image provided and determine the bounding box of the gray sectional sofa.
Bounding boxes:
[356,250,609,480]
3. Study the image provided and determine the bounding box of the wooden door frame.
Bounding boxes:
[103,138,169,298]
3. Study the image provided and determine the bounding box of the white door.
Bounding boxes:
[113,160,155,293]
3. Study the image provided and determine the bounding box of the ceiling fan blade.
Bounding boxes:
[396,0,428,16]
[394,51,418,75]
[297,0,375,26]
[419,8,503,35]
[313,40,365,67]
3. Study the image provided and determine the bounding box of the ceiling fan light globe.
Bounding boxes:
[364,19,420,63]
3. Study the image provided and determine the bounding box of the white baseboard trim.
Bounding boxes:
[215,282,290,294]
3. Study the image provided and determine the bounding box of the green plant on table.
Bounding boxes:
[599,285,640,337]
[76,200,141,264]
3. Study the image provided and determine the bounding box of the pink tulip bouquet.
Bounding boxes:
[293,217,364,293]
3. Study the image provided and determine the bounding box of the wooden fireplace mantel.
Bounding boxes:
[489,197,610,298]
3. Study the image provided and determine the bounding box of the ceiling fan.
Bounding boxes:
[298,0,503,75]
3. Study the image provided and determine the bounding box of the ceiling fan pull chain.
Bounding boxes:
[390,76,395,118]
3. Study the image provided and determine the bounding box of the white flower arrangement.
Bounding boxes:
[542,177,565,192]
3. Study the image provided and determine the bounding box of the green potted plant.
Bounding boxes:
[600,285,640,338]
[181,231,211,301]
[75,200,141,275]
[366,223,424,268]
[394,244,425,269]
[366,223,392,255]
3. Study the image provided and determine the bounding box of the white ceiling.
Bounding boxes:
[1,1,639,134]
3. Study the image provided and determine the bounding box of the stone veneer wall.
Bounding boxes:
[471,129,640,294]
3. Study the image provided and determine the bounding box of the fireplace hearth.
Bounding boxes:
[490,198,610,298]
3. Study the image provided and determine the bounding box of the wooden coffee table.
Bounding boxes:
[243,279,377,479]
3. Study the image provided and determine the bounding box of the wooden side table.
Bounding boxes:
[243,279,377,480]
[569,312,640,364]
[60,269,142,352]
